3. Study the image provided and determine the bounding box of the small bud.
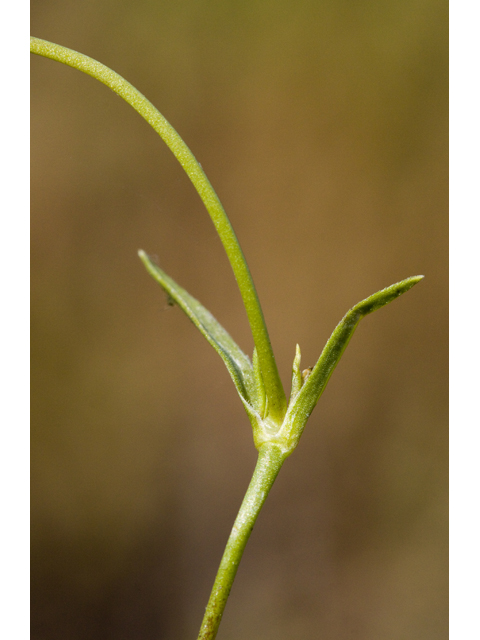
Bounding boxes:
[301,367,313,383]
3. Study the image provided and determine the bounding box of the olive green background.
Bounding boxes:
[31,1,448,638]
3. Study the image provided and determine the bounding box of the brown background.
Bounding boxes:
[31,1,448,638]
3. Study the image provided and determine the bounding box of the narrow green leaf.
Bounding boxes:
[280,276,424,452]
[139,250,257,406]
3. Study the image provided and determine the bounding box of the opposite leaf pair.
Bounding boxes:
[139,250,422,456]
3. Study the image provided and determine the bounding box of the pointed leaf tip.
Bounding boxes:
[278,275,424,453]
[351,275,424,319]
[138,250,257,411]
[290,344,303,402]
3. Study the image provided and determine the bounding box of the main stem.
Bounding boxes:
[198,443,287,640]
[30,36,287,422]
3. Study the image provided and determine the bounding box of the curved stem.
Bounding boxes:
[30,36,287,422]
[197,443,287,640]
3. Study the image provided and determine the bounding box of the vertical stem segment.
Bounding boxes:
[30,36,287,422]
[197,443,287,640]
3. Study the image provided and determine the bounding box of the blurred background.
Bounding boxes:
[31,1,448,638]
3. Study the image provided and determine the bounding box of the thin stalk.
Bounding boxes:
[30,36,287,422]
[197,443,287,640]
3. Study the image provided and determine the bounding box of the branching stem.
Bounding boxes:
[31,37,423,640]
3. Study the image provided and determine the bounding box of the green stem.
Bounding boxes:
[30,36,287,423]
[197,443,287,640]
